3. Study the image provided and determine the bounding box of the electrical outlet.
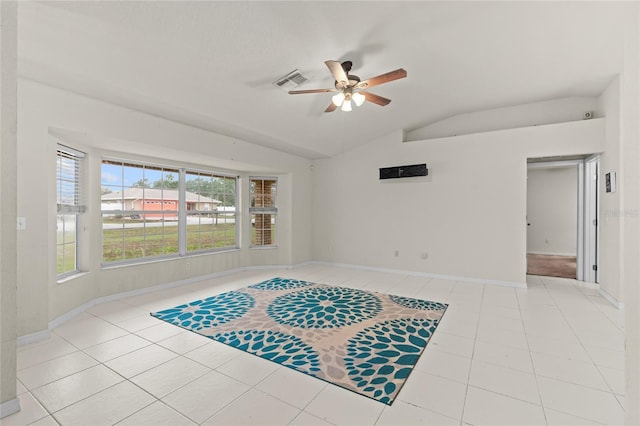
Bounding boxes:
[17,217,26,231]
[186,262,191,271]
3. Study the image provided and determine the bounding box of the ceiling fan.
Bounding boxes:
[288,60,407,112]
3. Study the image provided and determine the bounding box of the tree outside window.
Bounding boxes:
[100,159,238,264]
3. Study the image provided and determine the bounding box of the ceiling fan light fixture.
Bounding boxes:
[287,60,407,113]
[332,92,345,106]
[352,92,365,106]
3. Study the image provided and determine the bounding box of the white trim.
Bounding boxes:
[577,161,585,281]
[527,251,577,257]
[20,260,521,340]
[48,303,95,330]
[309,261,527,288]
[42,263,306,333]
[599,287,624,310]
[101,248,241,270]
[17,330,51,347]
[583,156,600,283]
[178,168,186,254]
[0,398,20,419]
[527,159,583,169]
[57,271,89,285]
[526,156,600,284]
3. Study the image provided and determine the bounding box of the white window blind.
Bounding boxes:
[57,146,85,214]
[56,144,85,276]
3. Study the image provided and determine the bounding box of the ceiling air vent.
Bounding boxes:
[273,69,308,92]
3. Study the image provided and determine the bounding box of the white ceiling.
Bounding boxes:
[18,1,630,159]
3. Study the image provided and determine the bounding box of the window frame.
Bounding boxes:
[184,168,239,254]
[249,176,278,248]
[100,158,239,267]
[56,144,86,279]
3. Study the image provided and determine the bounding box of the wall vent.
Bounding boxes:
[273,69,308,92]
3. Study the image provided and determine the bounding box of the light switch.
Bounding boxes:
[17,217,26,231]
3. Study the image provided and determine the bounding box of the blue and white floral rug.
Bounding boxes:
[150,277,448,405]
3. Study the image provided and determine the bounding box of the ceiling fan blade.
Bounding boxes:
[288,88,337,94]
[325,60,349,88]
[324,103,338,113]
[357,68,407,89]
[363,91,392,106]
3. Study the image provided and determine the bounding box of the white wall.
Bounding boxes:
[588,8,640,422]
[0,0,19,415]
[312,119,605,286]
[526,166,578,256]
[620,4,640,424]
[16,79,313,336]
[406,97,599,141]
[597,76,622,302]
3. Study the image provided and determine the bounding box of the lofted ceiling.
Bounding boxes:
[18,1,631,159]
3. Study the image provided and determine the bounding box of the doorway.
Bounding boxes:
[526,156,599,282]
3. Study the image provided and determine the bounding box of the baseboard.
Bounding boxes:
[49,301,99,330]
[599,287,624,310]
[39,262,312,337]
[309,261,527,289]
[0,398,20,419]
[17,330,51,347]
[85,263,302,309]
[22,259,523,341]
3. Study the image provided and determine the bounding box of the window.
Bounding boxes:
[101,159,238,264]
[250,177,277,247]
[185,171,237,252]
[56,145,85,276]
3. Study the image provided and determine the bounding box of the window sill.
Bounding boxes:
[57,271,89,285]
[249,245,278,250]
[101,247,241,270]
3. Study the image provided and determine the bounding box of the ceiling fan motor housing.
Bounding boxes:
[335,75,360,89]
[334,61,361,89]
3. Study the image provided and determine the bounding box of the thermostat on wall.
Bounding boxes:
[605,172,617,193]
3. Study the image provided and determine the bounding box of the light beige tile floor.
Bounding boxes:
[4,265,626,425]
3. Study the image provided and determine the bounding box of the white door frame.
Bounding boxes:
[526,156,599,283]
[582,155,599,283]
[577,161,585,280]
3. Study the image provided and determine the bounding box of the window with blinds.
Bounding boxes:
[56,145,85,276]
[250,177,277,247]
